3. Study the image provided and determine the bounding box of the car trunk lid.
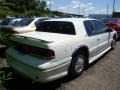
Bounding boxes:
[10,31,75,48]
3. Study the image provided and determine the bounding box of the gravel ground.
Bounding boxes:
[0,41,120,90]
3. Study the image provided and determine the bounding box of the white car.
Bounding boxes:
[0,17,49,34]
[6,18,117,83]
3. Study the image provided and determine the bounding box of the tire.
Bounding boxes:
[111,37,116,50]
[68,52,86,77]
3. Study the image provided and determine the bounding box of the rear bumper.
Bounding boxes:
[6,48,72,83]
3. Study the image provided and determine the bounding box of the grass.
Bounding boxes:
[0,58,12,90]
[0,70,5,89]
[0,67,13,90]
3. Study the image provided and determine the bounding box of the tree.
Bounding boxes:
[0,0,53,19]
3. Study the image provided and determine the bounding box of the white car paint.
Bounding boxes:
[6,18,117,83]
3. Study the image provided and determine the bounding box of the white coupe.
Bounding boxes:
[6,18,117,83]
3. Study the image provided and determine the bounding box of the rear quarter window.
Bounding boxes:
[84,20,96,36]
[36,21,76,35]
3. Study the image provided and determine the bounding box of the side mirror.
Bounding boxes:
[106,29,113,32]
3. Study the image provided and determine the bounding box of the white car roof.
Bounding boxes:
[46,18,97,22]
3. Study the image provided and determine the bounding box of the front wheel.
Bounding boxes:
[111,38,116,50]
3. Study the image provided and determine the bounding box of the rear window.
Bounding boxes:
[36,21,76,35]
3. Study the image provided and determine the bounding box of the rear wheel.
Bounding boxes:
[68,52,86,77]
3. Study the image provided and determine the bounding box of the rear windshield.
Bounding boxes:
[36,21,76,35]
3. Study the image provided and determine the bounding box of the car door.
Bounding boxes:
[84,20,99,59]
[91,20,110,54]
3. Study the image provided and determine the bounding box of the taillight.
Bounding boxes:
[39,49,55,59]
[1,27,18,34]
[12,42,55,59]
[6,30,18,34]
[30,47,55,59]
[28,48,55,59]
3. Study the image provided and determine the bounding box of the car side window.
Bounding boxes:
[84,21,96,36]
[92,20,106,34]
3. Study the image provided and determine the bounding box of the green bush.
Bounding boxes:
[0,10,7,19]
[0,31,10,45]
[0,67,13,89]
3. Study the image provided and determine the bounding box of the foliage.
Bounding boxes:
[0,67,13,89]
[0,0,54,19]
[0,31,10,41]
[0,31,10,46]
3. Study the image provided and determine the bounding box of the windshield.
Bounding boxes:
[36,21,76,35]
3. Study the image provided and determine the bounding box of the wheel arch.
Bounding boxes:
[72,45,89,64]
